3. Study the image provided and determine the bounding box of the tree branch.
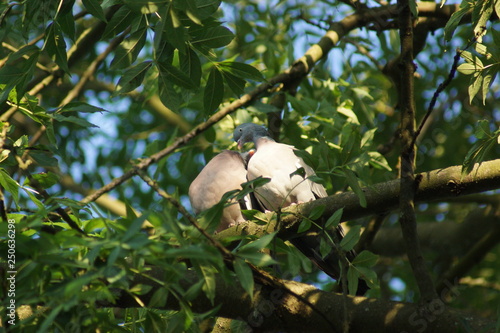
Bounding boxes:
[106,269,494,332]
[371,207,500,258]
[436,205,500,295]
[217,159,500,240]
[397,0,438,303]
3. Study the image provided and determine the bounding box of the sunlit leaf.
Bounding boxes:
[0,168,20,207]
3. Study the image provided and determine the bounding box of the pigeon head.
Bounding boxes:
[234,123,270,149]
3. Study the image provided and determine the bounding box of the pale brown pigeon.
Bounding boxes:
[234,123,369,295]
[188,150,252,232]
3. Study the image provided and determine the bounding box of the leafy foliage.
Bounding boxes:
[0,0,499,331]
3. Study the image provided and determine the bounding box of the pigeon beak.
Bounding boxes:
[237,140,244,150]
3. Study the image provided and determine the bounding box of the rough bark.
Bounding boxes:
[217,159,500,240]
[107,269,495,333]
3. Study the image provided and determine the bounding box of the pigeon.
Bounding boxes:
[234,123,369,295]
[234,123,326,211]
[189,150,253,233]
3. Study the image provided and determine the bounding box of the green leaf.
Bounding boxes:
[157,61,196,89]
[325,208,343,229]
[30,149,59,168]
[0,46,40,103]
[194,0,221,19]
[59,102,107,113]
[474,119,491,139]
[180,47,202,88]
[343,168,367,208]
[0,168,20,207]
[102,6,135,40]
[319,237,331,259]
[457,63,478,75]
[290,167,306,179]
[337,104,360,124]
[164,6,186,52]
[340,225,362,252]
[110,28,147,70]
[195,262,216,303]
[44,22,70,74]
[158,74,181,111]
[481,70,495,105]
[473,0,494,43]
[38,305,63,333]
[368,152,392,171]
[122,216,148,243]
[444,3,471,41]
[355,266,379,288]
[51,114,98,128]
[174,0,203,25]
[57,11,76,41]
[351,250,379,267]
[297,219,311,233]
[468,74,483,104]
[409,0,418,18]
[347,266,360,295]
[308,205,325,220]
[26,172,59,189]
[124,0,164,14]
[237,232,277,253]
[221,71,246,96]
[148,286,169,308]
[130,284,153,295]
[192,26,234,48]
[236,251,276,266]
[234,258,254,300]
[116,61,153,94]
[82,0,107,21]
[219,61,263,81]
[204,66,224,113]
[462,121,498,176]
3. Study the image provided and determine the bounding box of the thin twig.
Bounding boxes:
[412,28,486,146]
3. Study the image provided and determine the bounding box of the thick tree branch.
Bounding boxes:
[436,205,500,295]
[106,269,494,333]
[371,206,500,258]
[217,159,500,240]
